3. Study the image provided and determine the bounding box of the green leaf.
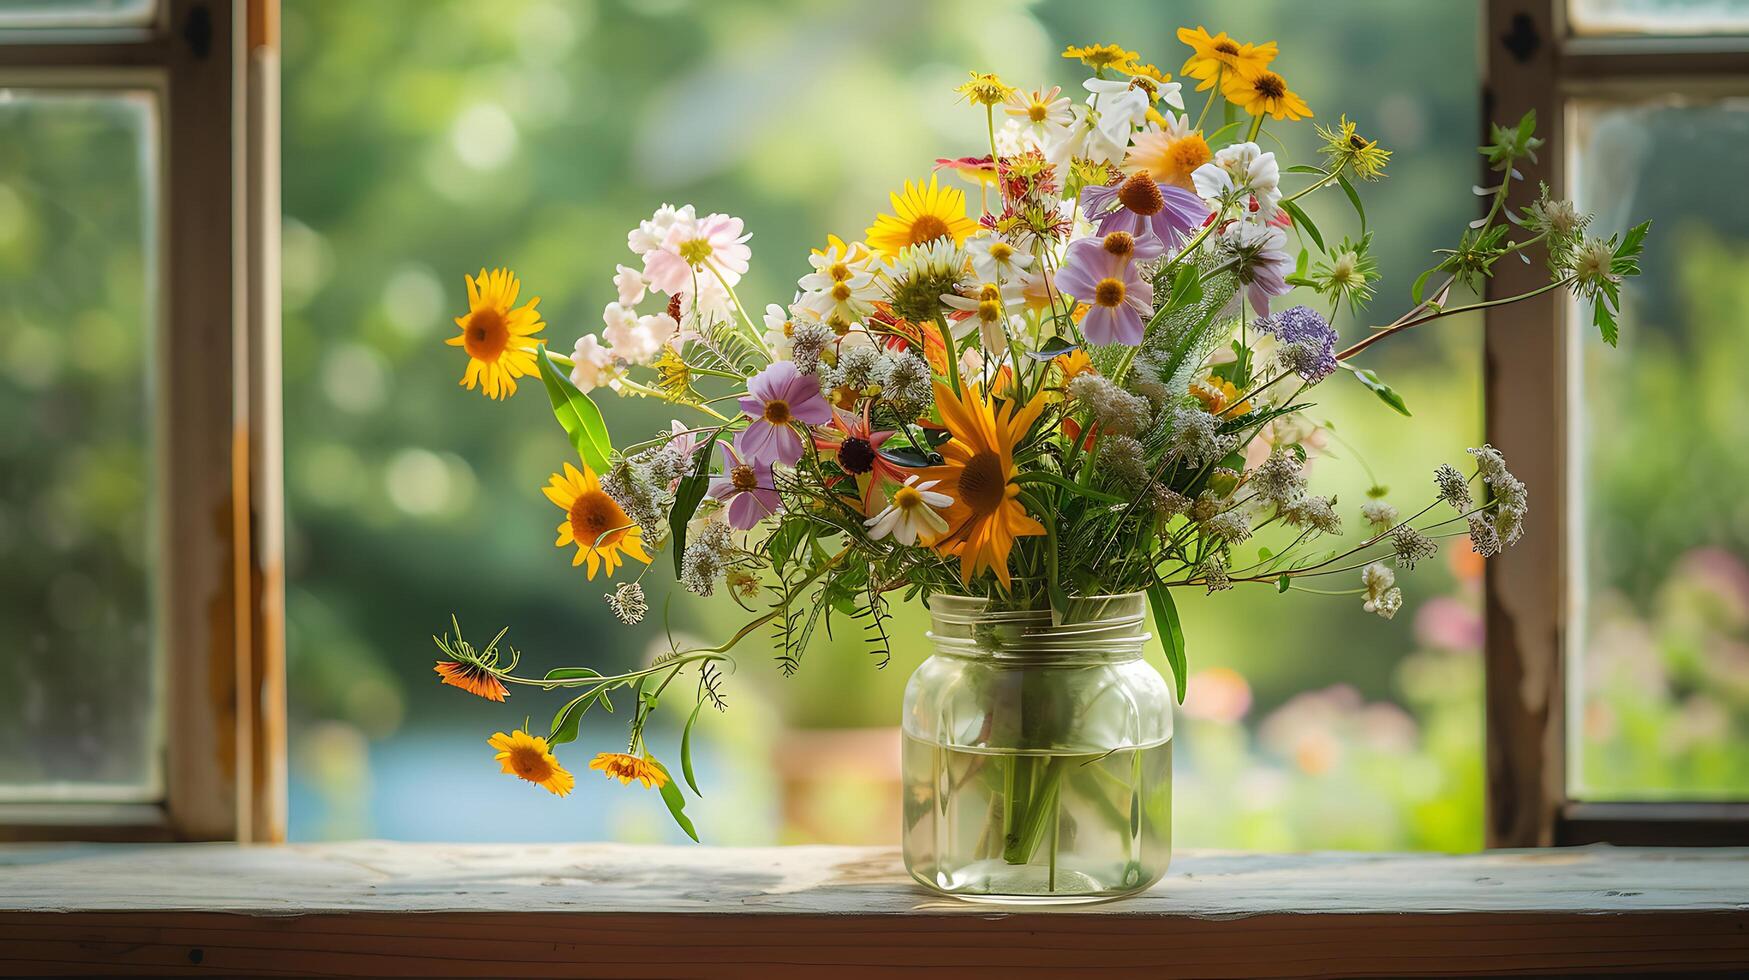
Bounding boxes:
[1025,335,1081,362]
[1284,164,1328,176]
[1166,262,1203,310]
[1616,219,1651,259]
[1276,576,1292,594]
[1411,267,1436,306]
[668,429,722,577]
[547,691,596,747]
[680,700,706,796]
[1349,365,1413,417]
[1594,300,1619,347]
[1280,200,1324,252]
[653,760,699,842]
[1145,582,1188,704]
[1337,173,1367,234]
[536,347,612,473]
[1010,469,1125,504]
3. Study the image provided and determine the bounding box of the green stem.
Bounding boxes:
[1194,68,1222,130]
[934,312,963,395]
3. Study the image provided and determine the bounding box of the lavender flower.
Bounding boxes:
[1218,221,1292,318]
[1080,171,1209,248]
[1260,305,1338,383]
[1057,236,1156,346]
[736,360,833,467]
[707,441,782,530]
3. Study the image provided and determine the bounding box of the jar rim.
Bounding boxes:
[924,591,1151,660]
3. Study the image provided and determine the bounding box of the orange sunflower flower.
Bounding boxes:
[446,267,544,399]
[590,752,669,789]
[543,462,651,580]
[915,381,1047,589]
[865,175,981,259]
[433,660,508,702]
[489,730,574,796]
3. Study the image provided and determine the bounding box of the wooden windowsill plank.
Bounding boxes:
[1,843,1744,977]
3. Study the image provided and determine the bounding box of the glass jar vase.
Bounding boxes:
[901,592,1173,904]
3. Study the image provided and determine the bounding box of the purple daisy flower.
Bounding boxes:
[1260,305,1339,382]
[707,441,782,530]
[735,360,832,467]
[1057,239,1155,346]
[1080,171,1209,249]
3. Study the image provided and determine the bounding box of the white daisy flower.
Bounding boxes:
[966,235,1036,283]
[865,476,952,546]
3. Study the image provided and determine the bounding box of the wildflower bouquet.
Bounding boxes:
[433,30,1646,844]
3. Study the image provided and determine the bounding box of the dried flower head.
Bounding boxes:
[1391,525,1438,570]
[1434,462,1472,511]
[1360,499,1399,532]
[605,581,649,625]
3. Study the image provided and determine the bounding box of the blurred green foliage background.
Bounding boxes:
[1,0,1740,844]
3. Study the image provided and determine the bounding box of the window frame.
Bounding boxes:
[1482,0,1749,847]
[0,0,283,843]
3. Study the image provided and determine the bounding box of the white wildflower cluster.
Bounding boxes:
[1281,494,1343,535]
[1433,462,1472,511]
[874,351,933,418]
[793,241,880,332]
[1391,525,1438,570]
[605,581,648,626]
[1165,407,1238,467]
[1360,499,1398,532]
[1199,554,1232,594]
[1466,444,1528,550]
[680,519,735,597]
[1069,373,1153,436]
[1249,448,1306,509]
[1127,355,1174,407]
[823,344,886,399]
[1150,485,1191,520]
[1099,435,1149,488]
[789,322,836,376]
[1361,563,1402,620]
[600,443,689,543]
[1204,508,1252,545]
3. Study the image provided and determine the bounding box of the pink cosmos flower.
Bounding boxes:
[1056,233,1157,346]
[1081,170,1209,248]
[643,212,752,296]
[707,441,782,530]
[735,361,833,467]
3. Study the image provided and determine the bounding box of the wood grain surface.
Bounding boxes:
[2,843,1744,977]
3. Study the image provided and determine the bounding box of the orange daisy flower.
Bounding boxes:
[590,752,669,789]
[433,660,508,702]
[446,267,545,400]
[915,381,1047,589]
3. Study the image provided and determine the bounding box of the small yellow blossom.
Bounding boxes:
[590,752,669,789]
[1063,42,1138,72]
[1317,115,1391,180]
[956,71,1015,107]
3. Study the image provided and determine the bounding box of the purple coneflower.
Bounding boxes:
[707,441,783,530]
[735,361,832,467]
[1081,170,1209,248]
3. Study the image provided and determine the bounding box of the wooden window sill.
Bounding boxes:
[1,843,1744,977]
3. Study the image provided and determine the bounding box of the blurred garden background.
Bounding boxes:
[4,0,1742,847]
[272,0,1747,845]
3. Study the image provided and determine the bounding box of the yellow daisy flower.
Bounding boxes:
[956,70,1015,107]
[1223,68,1312,121]
[865,175,981,259]
[1063,42,1138,72]
[489,730,574,796]
[446,267,544,400]
[590,752,669,789]
[543,462,651,580]
[1176,27,1278,91]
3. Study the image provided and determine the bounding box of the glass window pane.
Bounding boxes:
[1573,98,1749,800]
[0,0,155,28]
[0,91,161,803]
[1569,0,1749,35]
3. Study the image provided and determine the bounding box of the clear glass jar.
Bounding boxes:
[901,592,1173,904]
